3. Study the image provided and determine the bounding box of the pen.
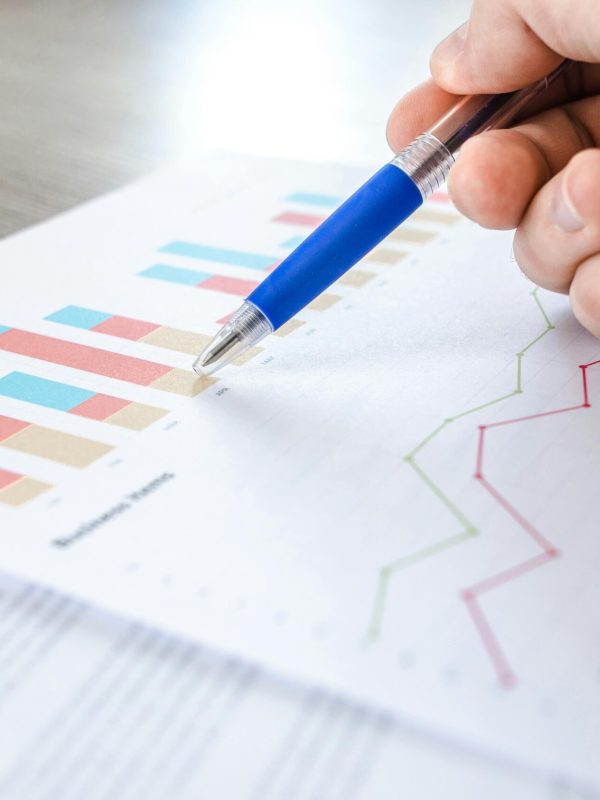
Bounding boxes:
[194,60,572,375]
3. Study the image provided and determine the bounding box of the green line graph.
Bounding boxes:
[366,287,555,642]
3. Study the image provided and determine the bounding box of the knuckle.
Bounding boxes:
[513,229,571,293]
[570,256,600,337]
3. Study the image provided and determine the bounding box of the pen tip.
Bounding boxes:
[191,301,273,376]
[193,331,240,375]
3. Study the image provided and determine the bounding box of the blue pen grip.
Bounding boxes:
[248,164,423,329]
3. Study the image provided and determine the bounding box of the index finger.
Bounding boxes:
[387,64,600,154]
[432,0,600,94]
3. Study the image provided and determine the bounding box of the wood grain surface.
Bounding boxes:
[0,0,210,237]
[0,0,467,238]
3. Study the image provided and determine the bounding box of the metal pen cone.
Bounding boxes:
[200,331,241,367]
[191,301,273,375]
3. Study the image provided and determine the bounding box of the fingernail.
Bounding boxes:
[433,22,468,66]
[551,172,585,233]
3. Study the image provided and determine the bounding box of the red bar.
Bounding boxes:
[70,394,130,420]
[199,276,259,297]
[273,211,325,228]
[92,316,160,341]
[0,416,30,442]
[0,468,21,490]
[0,329,171,386]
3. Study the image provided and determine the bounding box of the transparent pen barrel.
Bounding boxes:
[391,134,454,200]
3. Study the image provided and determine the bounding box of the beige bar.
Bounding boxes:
[364,247,406,265]
[233,346,264,366]
[412,207,461,225]
[107,403,168,431]
[141,326,211,355]
[307,294,341,312]
[273,319,305,337]
[387,227,436,244]
[151,369,217,397]
[337,270,375,288]
[0,477,51,506]
[2,425,113,468]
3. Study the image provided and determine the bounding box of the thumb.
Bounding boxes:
[431,0,600,94]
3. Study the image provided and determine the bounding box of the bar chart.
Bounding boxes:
[136,189,431,316]
[0,468,50,506]
[159,242,278,271]
[47,306,213,355]
[0,372,167,431]
[140,265,260,297]
[0,415,112,468]
[0,328,214,397]
[46,306,265,364]
[139,264,342,312]
[273,211,436,245]
[0,177,451,508]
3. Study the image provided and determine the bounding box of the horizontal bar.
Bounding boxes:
[273,211,325,227]
[70,393,130,419]
[306,294,341,312]
[273,319,306,337]
[102,403,168,431]
[364,247,406,265]
[141,326,210,355]
[0,416,29,440]
[54,308,261,366]
[140,264,211,286]
[0,372,167,430]
[284,192,340,207]
[0,371,94,411]
[140,265,259,297]
[46,306,162,344]
[160,242,276,271]
[275,211,438,246]
[279,235,306,249]
[336,270,375,288]
[412,207,460,225]
[0,473,51,506]
[92,316,159,340]
[0,328,170,385]
[45,306,112,330]
[0,328,212,396]
[0,468,21,491]
[387,228,436,244]
[47,306,210,355]
[0,415,113,467]
[199,275,259,297]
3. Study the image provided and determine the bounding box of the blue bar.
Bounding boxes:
[0,372,94,411]
[280,235,306,249]
[159,242,275,271]
[139,264,212,286]
[45,306,112,330]
[0,326,10,335]
[285,192,341,208]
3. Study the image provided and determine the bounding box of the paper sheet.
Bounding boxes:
[0,154,598,788]
[0,572,583,799]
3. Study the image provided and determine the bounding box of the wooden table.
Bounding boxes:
[0,0,467,238]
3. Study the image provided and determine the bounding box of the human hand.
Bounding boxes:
[388,1,600,336]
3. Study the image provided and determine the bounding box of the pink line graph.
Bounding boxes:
[462,359,597,687]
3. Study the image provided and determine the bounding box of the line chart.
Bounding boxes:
[463,358,597,688]
[366,288,555,643]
